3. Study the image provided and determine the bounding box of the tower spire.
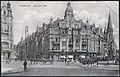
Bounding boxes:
[106,11,115,59]
[107,11,113,33]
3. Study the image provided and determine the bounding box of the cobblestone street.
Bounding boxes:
[1,60,119,76]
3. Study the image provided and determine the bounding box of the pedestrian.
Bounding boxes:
[52,55,54,61]
[97,60,98,66]
[23,60,27,71]
[65,58,67,63]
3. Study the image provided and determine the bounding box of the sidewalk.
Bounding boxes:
[1,67,24,74]
[96,65,119,71]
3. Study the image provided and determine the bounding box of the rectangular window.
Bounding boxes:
[10,44,12,49]
[70,39,72,42]
[82,39,87,44]
[61,30,66,34]
[69,35,72,43]
[62,41,66,46]
[76,31,78,34]
[7,26,9,32]
[76,38,79,42]
[82,45,87,51]
[76,43,80,47]
[74,24,79,28]
[61,23,66,28]
[53,44,60,50]
[68,31,72,34]
[62,41,67,50]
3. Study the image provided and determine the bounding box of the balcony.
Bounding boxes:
[80,50,87,52]
[61,34,67,37]
[2,48,12,52]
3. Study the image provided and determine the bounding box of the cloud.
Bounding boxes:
[74,10,107,28]
[23,10,55,24]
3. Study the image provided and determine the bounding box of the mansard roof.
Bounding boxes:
[74,19,82,23]
[53,18,62,26]
[47,18,63,28]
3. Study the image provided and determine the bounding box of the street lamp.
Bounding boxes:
[74,50,77,61]
[51,36,54,60]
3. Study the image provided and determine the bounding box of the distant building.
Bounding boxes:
[16,3,117,60]
[1,1,14,59]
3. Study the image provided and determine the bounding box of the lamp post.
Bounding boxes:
[74,50,77,61]
[51,36,54,60]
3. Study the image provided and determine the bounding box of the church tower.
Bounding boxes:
[1,1,14,60]
[106,12,115,59]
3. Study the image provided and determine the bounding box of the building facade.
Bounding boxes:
[1,2,14,60]
[16,3,117,60]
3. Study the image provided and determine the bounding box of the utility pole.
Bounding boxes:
[25,26,28,59]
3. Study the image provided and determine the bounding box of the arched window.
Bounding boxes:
[10,44,12,49]
[11,27,12,32]
[2,42,9,49]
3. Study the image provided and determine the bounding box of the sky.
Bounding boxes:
[1,1,119,49]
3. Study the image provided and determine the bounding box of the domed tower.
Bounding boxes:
[1,1,13,60]
[64,2,74,20]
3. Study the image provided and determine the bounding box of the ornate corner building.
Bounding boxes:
[16,3,117,60]
[1,2,14,59]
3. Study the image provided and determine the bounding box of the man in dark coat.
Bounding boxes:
[23,60,27,71]
[65,57,67,63]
